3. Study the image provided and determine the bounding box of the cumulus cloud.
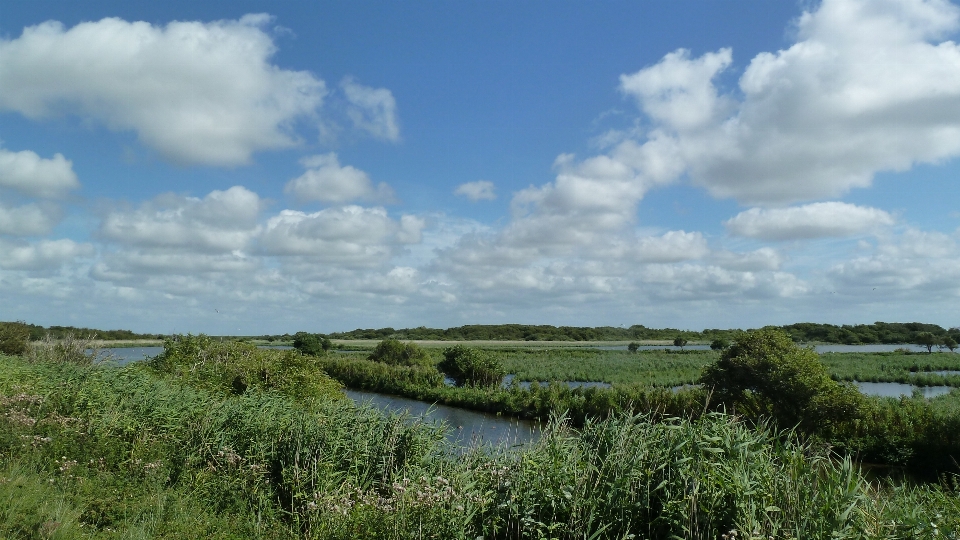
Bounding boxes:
[617,0,960,205]
[341,77,400,142]
[99,186,262,252]
[0,148,79,198]
[711,247,783,272]
[0,238,94,270]
[0,15,326,166]
[454,180,497,201]
[258,206,423,265]
[725,202,895,240]
[284,153,394,204]
[829,229,960,294]
[635,230,709,263]
[0,201,61,236]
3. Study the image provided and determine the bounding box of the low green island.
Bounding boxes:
[1,321,960,538]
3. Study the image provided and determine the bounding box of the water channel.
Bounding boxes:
[345,389,540,448]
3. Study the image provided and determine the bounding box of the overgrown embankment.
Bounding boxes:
[2,336,960,538]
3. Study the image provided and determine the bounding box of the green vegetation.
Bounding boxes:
[438,345,505,387]
[700,329,864,433]
[0,321,29,355]
[368,338,432,367]
[292,331,332,356]
[3,339,960,538]
[6,331,960,537]
[151,335,343,402]
[498,347,714,386]
[321,321,960,345]
[0,320,159,342]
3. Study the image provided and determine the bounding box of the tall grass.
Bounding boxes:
[4,345,960,538]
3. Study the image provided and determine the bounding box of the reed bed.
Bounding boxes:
[3,341,960,538]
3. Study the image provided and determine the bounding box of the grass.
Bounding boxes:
[5,339,960,538]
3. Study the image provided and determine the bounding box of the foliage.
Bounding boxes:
[0,321,30,356]
[916,332,939,353]
[293,331,331,356]
[367,338,432,367]
[3,352,960,538]
[150,335,344,402]
[627,341,640,352]
[673,336,688,350]
[711,337,730,351]
[0,320,157,342]
[24,333,100,365]
[438,345,505,387]
[700,329,865,432]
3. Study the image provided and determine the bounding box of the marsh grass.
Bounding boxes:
[3,341,960,538]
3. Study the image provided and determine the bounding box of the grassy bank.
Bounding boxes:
[3,347,960,539]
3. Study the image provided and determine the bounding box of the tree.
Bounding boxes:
[941,335,958,353]
[699,328,863,432]
[292,332,331,356]
[710,338,730,351]
[368,338,431,367]
[438,345,505,387]
[915,332,938,353]
[627,342,640,353]
[673,336,688,351]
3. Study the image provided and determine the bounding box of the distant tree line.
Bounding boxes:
[780,322,960,346]
[0,321,161,343]
[319,322,960,345]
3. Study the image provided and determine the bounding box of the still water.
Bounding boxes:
[345,389,540,448]
[853,382,953,398]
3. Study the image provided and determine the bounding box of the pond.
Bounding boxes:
[92,347,163,366]
[853,381,953,399]
[345,389,540,448]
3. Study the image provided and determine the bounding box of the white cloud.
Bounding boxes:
[829,229,960,294]
[258,206,420,265]
[0,148,79,198]
[0,238,93,270]
[0,15,326,166]
[454,180,497,201]
[617,0,960,205]
[0,201,60,236]
[284,153,394,204]
[341,77,400,142]
[711,247,783,272]
[99,186,262,252]
[619,48,734,132]
[635,230,709,263]
[725,202,895,240]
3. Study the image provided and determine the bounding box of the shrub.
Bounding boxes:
[292,331,331,356]
[699,328,864,432]
[24,333,99,365]
[0,321,30,356]
[710,338,730,351]
[151,335,343,402]
[368,338,431,367]
[627,342,640,353]
[438,345,505,387]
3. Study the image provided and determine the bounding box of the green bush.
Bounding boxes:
[438,345,505,388]
[710,338,730,351]
[150,335,344,402]
[292,331,331,356]
[0,321,30,356]
[700,328,864,432]
[367,338,431,367]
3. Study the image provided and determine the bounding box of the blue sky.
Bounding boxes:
[2,0,959,334]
